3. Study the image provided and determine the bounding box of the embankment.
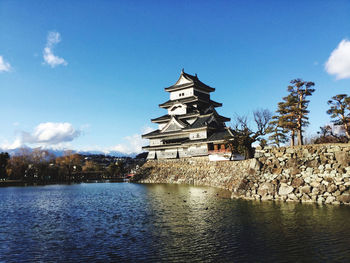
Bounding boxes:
[133,144,350,205]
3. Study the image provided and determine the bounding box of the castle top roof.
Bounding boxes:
[164,69,215,93]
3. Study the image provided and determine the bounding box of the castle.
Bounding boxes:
[142,70,232,159]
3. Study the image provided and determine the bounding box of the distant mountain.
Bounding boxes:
[0,147,137,158]
[77,150,137,158]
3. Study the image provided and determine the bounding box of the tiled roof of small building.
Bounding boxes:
[208,128,233,141]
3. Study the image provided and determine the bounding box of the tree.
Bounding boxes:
[272,94,298,146]
[0,152,10,179]
[6,148,32,180]
[55,151,83,181]
[82,160,100,172]
[288,79,315,145]
[31,148,56,181]
[268,118,288,147]
[327,94,350,139]
[271,79,315,146]
[312,125,348,144]
[228,109,272,159]
[105,160,126,178]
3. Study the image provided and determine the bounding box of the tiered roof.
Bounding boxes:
[159,96,222,108]
[164,70,215,93]
[142,69,232,145]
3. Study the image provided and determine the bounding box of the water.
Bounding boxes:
[0,183,349,262]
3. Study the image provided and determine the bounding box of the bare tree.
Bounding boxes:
[228,109,272,159]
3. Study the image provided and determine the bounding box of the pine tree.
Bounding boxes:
[268,117,288,147]
[288,79,315,145]
[272,94,298,146]
[327,94,350,139]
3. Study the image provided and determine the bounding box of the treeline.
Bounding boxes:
[227,78,350,159]
[0,149,141,183]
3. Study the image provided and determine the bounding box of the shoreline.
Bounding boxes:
[0,178,127,187]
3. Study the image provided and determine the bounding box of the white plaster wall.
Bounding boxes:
[188,144,208,156]
[168,103,187,115]
[164,149,178,159]
[150,139,162,146]
[170,88,193,100]
[147,151,156,159]
[189,131,207,140]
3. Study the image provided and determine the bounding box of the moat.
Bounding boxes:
[1,183,350,262]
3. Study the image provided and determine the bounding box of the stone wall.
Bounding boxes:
[133,144,350,205]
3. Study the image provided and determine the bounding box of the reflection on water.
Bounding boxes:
[0,183,349,262]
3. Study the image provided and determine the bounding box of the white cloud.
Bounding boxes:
[43,31,67,68]
[0,56,11,72]
[1,122,80,150]
[1,124,155,155]
[108,126,155,154]
[325,39,350,79]
[110,134,145,154]
[23,122,80,144]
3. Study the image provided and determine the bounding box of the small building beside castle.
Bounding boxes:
[142,70,233,159]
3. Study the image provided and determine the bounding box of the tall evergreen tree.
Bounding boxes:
[288,79,315,145]
[327,94,350,139]
[268,117,288,147]
[271,79,315,146]
[271,94,298,146]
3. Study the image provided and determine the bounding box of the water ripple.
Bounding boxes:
[0,183,350,262]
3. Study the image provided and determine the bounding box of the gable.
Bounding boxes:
[161,117,186,133]
[175,74,192,86]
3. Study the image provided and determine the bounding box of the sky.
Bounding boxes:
[1,0,350,154]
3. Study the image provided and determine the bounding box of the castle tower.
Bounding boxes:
[142,70,232,159]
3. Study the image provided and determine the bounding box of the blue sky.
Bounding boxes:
[1,0,350,153]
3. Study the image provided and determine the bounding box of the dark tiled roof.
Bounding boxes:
[184,115,212,130]
[159,96,198,107]
[151,112,200,123]
[208,129,233,141]
[142,129,161,137]
[165,71,215,92]
[159,96,222,108]
[151,114,170,122]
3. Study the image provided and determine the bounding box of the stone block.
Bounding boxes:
[300,185,311,194]
[249,158,262,172]
[301,194,312,203]
[327,184,338,193]
[278,183,294,196]
[317,196,325,204]
[325,196,336,204]
[310,181,320,188]
[292,177,304,188]
[337,194,350,203]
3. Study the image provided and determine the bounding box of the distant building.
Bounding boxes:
[142,70,233,159]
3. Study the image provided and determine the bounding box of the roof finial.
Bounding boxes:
[181,68,184,73]
[195,73,197,78]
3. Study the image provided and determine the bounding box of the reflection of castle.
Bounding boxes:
[142,70,233,159]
